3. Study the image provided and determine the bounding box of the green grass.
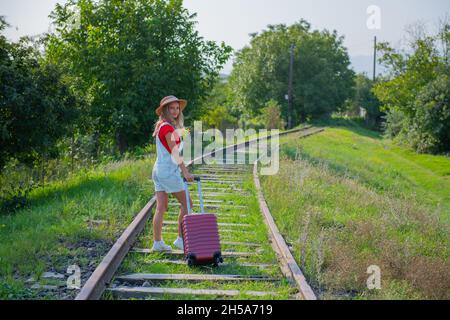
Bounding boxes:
[280,121,450,214]
[261,119,450,299]
[0,157,156,299]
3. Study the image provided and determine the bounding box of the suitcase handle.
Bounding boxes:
[183,177,204,214]
[184,176,201,182]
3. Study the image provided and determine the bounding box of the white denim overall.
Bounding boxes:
[151,122,184,193]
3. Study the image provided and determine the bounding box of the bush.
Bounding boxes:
[382,108,406,139]
[263,99,286,130]
[0,160,35,215]
[348,74,383,130]
[131,144,154,159]
[242,115,265,130]
[409,74,450,153]
[201,105,238,132]
[373,23,450,154]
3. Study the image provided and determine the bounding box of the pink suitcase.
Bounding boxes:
[182,177,223,267]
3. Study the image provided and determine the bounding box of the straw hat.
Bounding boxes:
[156,95,187,116]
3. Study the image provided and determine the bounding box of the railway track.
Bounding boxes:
[75,126,323,300]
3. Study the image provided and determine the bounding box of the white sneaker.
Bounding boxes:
[173,237,184,250]
[151,240,172,252]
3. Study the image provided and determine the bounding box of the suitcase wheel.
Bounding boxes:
[186,253,196,267]
[213,252,223,267]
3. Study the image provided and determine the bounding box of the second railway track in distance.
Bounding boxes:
[76,126,323,300]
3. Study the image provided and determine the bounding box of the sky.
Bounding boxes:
[1,0,449,75]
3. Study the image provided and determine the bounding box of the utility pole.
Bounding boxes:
[373,36,377,82]
[288,44,295,129]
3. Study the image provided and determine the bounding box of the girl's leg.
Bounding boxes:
[153,191,168,241]
[172,190,193,237]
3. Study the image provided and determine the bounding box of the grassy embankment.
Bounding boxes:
[260,118,450,299]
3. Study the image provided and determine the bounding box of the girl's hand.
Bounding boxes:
[181,127,191,138]
[183,172,194,182]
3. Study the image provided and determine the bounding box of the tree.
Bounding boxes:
[228,20,355,126]
[373,22,449,153]
[0,17,80,167]
[45,0,232,154]
[350,74,383,129]
[200,105,237,132]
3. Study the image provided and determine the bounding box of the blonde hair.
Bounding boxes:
[152,103,185,138]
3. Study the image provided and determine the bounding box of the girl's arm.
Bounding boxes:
[165,131,194,182]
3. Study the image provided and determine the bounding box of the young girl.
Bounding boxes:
[151,95,194,252]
